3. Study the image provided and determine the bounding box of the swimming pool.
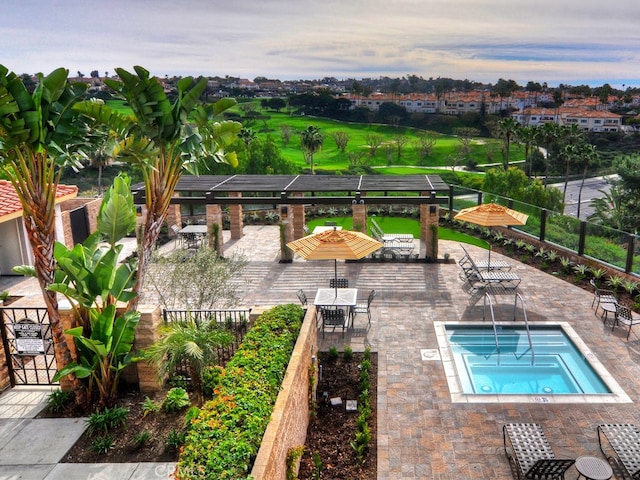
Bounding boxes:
[434,322,630,403]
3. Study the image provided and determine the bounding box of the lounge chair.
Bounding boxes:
[370,218,414,242]
[503,423,575,480]
[460,253,521,289]
[460,244,511,271]
[597,424,640,479]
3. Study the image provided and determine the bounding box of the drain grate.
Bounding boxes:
[421,349,441,361]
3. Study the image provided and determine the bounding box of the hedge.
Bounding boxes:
[176,303,304,480]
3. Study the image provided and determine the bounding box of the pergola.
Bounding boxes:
[131,174,450,259]
[131,174,449,206]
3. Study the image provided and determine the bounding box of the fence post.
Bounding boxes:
[539,209,547,243]
[625,234,636,274]
[578,221,587,256]
[448,185,454,221]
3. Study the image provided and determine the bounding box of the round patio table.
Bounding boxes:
[575,455,612,480]
[600,303,617,323]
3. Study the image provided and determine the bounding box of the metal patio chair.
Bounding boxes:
[503,423,575,480]
[329,278,349,289]
[598,424,640,479]
[611,304,640,340]
[320,307,347,338]
[351,289,376,327]
[590,279,618,318]
[296,289,308,306]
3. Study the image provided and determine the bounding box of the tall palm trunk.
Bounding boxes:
[129,146,183,311]
[10,149,86,405]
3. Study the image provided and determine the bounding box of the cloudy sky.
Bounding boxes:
[4,0,640,88]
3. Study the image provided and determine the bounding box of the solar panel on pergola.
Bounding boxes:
[131,174,450,206]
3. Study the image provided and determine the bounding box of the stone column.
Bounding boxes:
[229,192,244,240]
[420,198,439,261]
[206,204,224,254]
[280,204,295,262]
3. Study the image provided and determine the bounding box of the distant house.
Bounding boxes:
[0,181,101,276]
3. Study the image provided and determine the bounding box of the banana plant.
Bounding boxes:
[74,66,241,310]
[50,174,140,408]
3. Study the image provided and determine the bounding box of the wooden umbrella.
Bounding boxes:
[287,228,383,292]
[454,203,528,267]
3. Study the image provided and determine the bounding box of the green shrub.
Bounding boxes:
[133,430,152,449]
[328,346,339,359]
[177,304,304,479]
[343,345,353,362]
[162,388,190,412]
[85,406,129,436]
[47,389,73,413]
[91,435,115,454]
[141,396,159,417]
[167,428,187,451]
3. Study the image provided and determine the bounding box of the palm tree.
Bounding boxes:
[588,184,626,230]
[535,122,560,187]
[301,125,324,174]
[496,117,518,170]
[0,66,88,403]
[75,66,241,309]
[145,319,234,404]
[517,125,537,178]
[559,124,585,205]
[576,144,599,220]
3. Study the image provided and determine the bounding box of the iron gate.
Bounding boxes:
[0,307,58,385]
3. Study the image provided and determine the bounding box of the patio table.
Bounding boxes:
[314,287,358,326]
[179,225,208,249]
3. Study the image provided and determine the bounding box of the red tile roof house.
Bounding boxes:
[0,180,102,276]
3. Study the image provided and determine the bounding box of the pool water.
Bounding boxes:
[445,325,611,395]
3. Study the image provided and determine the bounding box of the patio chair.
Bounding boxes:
[351,289,376,327]
[370,218,414,242]
[296,289,308,306]
[590,279,618,318]
[503,423,575,480]
[460,244,511,271]
[329,278,349,288]
[170,224,182,247]
[611,304,640,340]
[324,221,338,226]
[320,307,347,338]
[597,424,640,479]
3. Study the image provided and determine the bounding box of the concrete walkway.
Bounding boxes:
[2,226,640,478]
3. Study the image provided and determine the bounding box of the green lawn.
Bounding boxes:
[307,216,489,249]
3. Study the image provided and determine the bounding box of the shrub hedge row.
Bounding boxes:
[176,303,304,480]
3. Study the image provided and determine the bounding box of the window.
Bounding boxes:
[594,119,602,124]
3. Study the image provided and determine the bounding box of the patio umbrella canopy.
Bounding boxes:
[287,228,383,289]
[453,203,528,227]
[454,203,528,268]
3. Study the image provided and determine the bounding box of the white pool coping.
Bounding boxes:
[433,321,631,404]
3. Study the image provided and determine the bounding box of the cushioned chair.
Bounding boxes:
[502,423,575,480]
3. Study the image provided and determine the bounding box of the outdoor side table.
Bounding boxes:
[575,455,613,480]
[600,303,617,323]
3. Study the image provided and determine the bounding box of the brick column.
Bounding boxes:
[0,329,10,391]
[291,194,306,239]
[229,192,244,240]
[420,199,439,261]
[352,204,367,233]
[165,200,182,238]
[206,204,224,254]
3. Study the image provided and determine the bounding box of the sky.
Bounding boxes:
[4,0,640,89]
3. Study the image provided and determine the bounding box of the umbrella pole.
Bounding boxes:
[334,259,338,295]
[488,244,491,271]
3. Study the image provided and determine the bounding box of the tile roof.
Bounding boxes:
[0,180,78,224]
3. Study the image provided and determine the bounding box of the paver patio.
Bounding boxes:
[2,225,640,479]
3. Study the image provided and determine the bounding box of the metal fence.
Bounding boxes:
[447,185,640,276]
[162,308,252,377]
